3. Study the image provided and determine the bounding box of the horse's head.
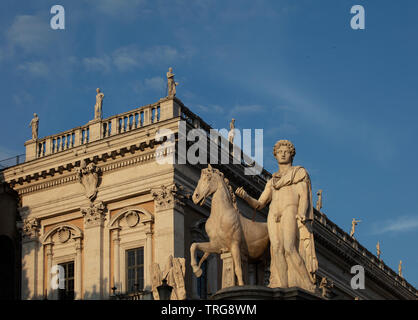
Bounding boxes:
[192,164,221,206]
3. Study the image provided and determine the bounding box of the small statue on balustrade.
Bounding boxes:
[167,67,179,98]
[94,88,104,120]
[29,113,39,140]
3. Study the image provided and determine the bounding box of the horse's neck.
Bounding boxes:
[211,178,235,213]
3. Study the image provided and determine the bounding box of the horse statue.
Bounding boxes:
[190,164,269,286]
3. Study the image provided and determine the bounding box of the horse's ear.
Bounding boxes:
[208,164,212,170]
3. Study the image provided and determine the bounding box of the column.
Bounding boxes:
[81,201,106,299]
[145,228,153,290]
[112,228,121,292]
[75,238,82,299]
[151,184,185,265]
[45,243,54,299]
[20,217,40,299]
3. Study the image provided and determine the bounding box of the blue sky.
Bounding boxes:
[1,0,417,287]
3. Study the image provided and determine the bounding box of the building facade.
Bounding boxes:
[0,95,417,300]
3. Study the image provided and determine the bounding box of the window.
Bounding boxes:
[58,261,74,300]
[126,247,144,294]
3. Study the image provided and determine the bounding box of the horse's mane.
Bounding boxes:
[208,167,238,211]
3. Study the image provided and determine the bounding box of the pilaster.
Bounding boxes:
[81,201,106,299]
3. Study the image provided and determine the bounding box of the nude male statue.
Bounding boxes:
[236,140,318,292]
[29,113,39,140]
[94,88,104,120]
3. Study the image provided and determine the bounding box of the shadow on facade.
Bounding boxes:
[0,171,21,300]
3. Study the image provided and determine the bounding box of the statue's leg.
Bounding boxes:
[190,242,219,278]
[281,212,315,291]
[198,252,210,268]
[268,216,286,287]
[230,242,244,286]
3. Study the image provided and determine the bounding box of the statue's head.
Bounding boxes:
[169,67,173,72]
[231,118,235,122]
[192,164,222,206]
[33,113,37,117]
[96,88,100,93]
[273,139,295,164]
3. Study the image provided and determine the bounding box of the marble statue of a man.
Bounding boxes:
[94,88,104,120]
[29,113,39,140]
[236,139,318,292]
[228,118,235,144]
[167,67,179,97]
[316,189,322,211]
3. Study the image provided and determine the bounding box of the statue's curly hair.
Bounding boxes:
[273,140,296,159]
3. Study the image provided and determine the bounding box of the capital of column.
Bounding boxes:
[18,217,41,241]
[151,183,188,211]
[81,201,106,228]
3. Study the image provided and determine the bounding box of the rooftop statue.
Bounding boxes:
[190,164,269,286]
[398,260,403,278]
[228,118,235,144]
[167,67,179,98]
[350,218,361,238]
[94,88,104,120]
[236,140,318,292]
[316,189,323,211]
[29,113,39,140]
[376,241,381,259]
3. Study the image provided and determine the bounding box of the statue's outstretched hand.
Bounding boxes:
[235,187,248,200]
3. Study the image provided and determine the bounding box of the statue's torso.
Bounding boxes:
[267,167,305,219]
[269,184,300,219]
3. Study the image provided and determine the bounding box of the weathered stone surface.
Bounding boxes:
[211,285,323,300]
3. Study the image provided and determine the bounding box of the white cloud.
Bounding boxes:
[230,104,264,114]
[17,61,50,77]
[133,76,166,93]
[83,56,112,73]
[265,123,299,137]
[83,45,185,73]
[194,104,225,114]
[371,215,418,235]
[6,14,54,54]
[13,91,34,106]
[88,0,149,19]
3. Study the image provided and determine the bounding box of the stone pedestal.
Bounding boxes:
[211,285,323,300]
[81,202,106,299]
[159,98,181,121]
[24,139,37,161]
[221,252,248,289]
[88,119,102,142]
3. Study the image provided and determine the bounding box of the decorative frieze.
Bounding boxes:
[81,201,106,227]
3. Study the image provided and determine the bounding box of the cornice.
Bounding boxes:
[13,145,173,196]
[313,211,417,298]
